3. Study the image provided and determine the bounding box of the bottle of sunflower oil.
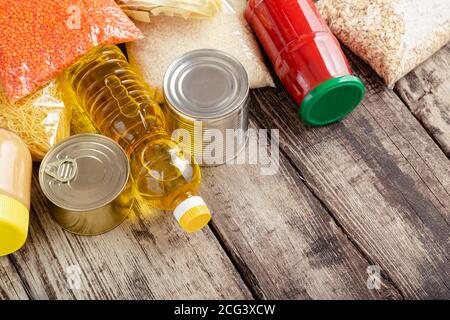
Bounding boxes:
[64,45,211,233]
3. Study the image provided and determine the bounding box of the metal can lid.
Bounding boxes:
[164,49,249,120]
[39,134,130,211]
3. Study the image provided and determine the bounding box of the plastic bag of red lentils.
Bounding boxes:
[0,0,142,103]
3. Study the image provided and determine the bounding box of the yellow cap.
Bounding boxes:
[0,194,29,256]
[174,196,211,233]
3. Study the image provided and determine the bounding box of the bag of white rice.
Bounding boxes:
[127,0,274,103]
[317,0,450,88]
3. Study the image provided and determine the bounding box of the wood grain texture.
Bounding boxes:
[0,257,29,299]
[250,51,450,299]
[9,165,251,300]
[395,44,450,156]
[202,122,401,300]
[3,46,449,301]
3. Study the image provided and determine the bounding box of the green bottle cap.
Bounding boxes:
[299,75,365,126]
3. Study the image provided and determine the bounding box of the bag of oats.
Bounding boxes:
[317,0,450,88]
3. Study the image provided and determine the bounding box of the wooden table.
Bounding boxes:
[1,44,449,300]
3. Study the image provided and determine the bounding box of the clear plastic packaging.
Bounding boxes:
[126,0,274,103]
[0,80,71,161]
[317,0,450,88]
[0,0,142,103]
[0,128,32,256]
[116,0,221,21]
[58,75,100,136]
[64,45,212,233]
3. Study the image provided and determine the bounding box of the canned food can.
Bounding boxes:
[164,49,250,166]
[39,134,133,236]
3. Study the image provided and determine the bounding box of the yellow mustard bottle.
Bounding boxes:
[0,129,32,256]
[64,45,211,233]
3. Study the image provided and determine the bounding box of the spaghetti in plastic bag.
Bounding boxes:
[0,0,142,103]
[116,0,221,21]
[58,76,100,136]
[0,80,71,161]
[317,0,450,88]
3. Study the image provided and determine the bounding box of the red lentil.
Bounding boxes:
[0,0,142,103]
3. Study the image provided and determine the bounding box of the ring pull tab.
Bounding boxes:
[45,158,78,183]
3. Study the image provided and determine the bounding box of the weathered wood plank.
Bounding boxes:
[0,257,29,299]
[395,44,450,156]
[250,51,450,299]
[201,122,401,299]
[10,165,251,299]
[8,47,449,300]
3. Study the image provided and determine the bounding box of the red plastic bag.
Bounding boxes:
[0,0,142,103]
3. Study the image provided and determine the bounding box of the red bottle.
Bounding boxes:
[246,0,365,126]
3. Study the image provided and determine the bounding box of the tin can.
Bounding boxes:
[39,134,133,236]
[245,0,365,126]
[164,49,250,166]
